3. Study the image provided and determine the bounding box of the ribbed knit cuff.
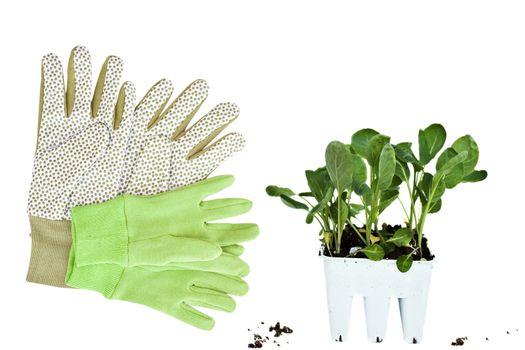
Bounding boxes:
[26,216,72,288]
[65,256,124,298]
[71,196,129,267]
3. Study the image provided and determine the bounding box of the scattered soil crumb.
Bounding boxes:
[247,321,293,348]
[269,322,293,338]
[451,336,468,346]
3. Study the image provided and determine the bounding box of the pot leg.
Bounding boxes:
[326,289,353,342]
[398,295,429,344]
[363,296,390,343]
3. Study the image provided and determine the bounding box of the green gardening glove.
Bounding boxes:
[72,175,258,268]
[65,258,248,330]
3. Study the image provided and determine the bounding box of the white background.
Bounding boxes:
[0,0,524,349]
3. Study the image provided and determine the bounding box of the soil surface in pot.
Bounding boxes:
[322,223,435,261]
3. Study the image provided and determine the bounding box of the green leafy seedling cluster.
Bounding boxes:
[266,124,487,272]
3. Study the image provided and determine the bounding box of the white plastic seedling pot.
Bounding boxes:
[322,255,434,344]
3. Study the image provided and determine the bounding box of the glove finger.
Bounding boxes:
[153,79,209,136]
[185,132,246,179]
[134,78,173,131]
[164,253,250,277]
[171,302,215,330]
[66,46,92,118]
[128,237,222,266]
[38,53,65,150]
[205,223,259,246]
[168,134,245,189]
[201,198,253,221]
[91,55,123,124]
[187,287,236,312]
[222,244,245,256]
[114,81,136,132]
[193,272,248,296]
[178,102,240,157]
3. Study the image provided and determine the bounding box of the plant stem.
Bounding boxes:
[398,198,410,224]
[300,196,315,208]
[347,219,368,245]
[359,195,371,245]
[336,194,343,254]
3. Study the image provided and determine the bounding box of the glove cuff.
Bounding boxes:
[26,216,72,288]
[72,196,128,267]
[65,252,124,298]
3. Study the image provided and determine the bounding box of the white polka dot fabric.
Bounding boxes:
[28,46,246,221]
[125,79,246,196]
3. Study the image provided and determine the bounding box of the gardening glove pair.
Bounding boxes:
[64,74,257,329]
[27,47,258,329]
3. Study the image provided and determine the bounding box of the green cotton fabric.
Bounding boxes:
[72,175,259,269]
[65,249,248,330]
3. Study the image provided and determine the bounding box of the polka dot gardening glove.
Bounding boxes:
[26,46,125,287]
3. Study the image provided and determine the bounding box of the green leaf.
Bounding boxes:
[452,135,479,176]
[309,186,333,215]
[305,167,331,201]
[396,254,413,273]
[436,148,463,189]
[432,178,446,204]
[266,185,295,197]
[325,141,354,192]
[351,154,368,185]
[298,192,314,197]
[353,182,371,196]
[329,201,350,224]
[359,244,385,261]
[462,170,488,183]
[378,143,396,190]
[306,213,314,224]
[351,128,379,159]
[379,190,399,214]
[418,124,447,165]
[380,242,396,256]
[428,198,442,213]
[415,184,428,205]
[280,195,308,210]
[366,134,391,166]
[395,160,411,182]
[394,142,420,165]
[420,172,433,203]
[389,175,402,188]
[387,227,413,247]
[305,212,314,224]
[434,151,468,183]
[349,203,365,216]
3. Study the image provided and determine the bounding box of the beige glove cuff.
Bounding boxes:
[26,216,72,288]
